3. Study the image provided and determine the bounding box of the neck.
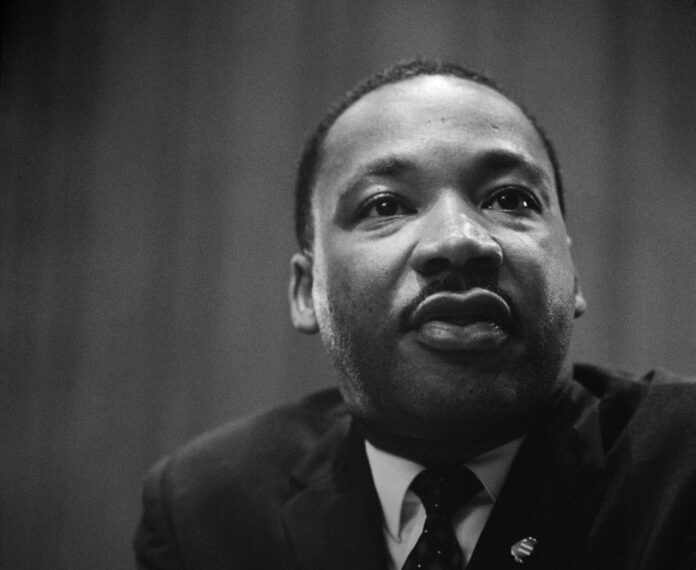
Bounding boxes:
[357,421,514,465]
[355,380,573,465]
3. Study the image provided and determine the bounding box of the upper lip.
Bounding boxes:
[408,289,512,330]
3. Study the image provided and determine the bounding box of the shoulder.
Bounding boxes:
[134,390,350,568]
[135,388,349,568]
[574,362,696,413]
[148,387,348,491]
[573,362,696,451]
[570,365,696,566]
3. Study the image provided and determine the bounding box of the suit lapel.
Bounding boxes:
[281,380,609,570]
[468,381,608,570]
[282,417,387,570]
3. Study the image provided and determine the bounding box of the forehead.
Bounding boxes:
[315,75,552,198]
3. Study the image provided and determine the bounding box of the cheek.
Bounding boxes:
[319,237,408,302]
[503,231,575,300]
[540,233,576,291]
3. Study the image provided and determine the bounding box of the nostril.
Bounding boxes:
[420,257,452,275]
[411,229,504,275]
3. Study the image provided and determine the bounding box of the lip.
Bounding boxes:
[408,289,512,353]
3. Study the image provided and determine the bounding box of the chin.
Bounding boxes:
[357,360,569,454]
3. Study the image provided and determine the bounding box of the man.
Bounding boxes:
[134,60,696,569]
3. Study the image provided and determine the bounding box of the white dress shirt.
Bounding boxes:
[365,437,524,570]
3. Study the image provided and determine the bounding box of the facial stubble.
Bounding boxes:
[317,275,575,454]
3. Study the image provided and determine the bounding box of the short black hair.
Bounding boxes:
[294,58,564,250]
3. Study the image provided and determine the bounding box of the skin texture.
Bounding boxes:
[290,75,586,463]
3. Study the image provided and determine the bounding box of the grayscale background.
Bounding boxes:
[2,1,695,568]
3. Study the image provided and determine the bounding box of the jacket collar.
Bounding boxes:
[467,379,607,570]
[282,415,388,570]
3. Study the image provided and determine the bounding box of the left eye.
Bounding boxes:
[484,188,541,212]
[359,194,413,218]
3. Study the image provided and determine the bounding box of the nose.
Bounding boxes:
[410,196,503,275]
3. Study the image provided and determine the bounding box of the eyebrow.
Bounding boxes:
[341,155,417,197]
[471,149,552,189]
[338,149,553,202]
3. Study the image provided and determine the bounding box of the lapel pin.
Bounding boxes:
[510,536,538,564]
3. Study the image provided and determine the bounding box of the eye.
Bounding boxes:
[484,187,541,213]
[359,193,413,218]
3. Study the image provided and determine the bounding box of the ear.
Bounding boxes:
[289,252,319,334]
[567,236,586,318]
[573,272,587,318]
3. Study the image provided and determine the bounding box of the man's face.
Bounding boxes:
[290,75,585,455]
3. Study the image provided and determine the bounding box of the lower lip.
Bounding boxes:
[412,320,508,353]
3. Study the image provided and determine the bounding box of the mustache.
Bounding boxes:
[398,272,513,331]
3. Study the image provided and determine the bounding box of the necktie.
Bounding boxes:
[402,465,482,570]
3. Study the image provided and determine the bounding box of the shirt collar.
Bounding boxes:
[365,437,524,541]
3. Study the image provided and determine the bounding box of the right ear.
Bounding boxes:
[289,252,319,334]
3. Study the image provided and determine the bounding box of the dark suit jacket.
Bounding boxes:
[134,364,696,569]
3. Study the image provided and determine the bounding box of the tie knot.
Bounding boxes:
[409,465,481,517]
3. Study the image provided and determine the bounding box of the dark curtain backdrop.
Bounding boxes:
[2,1,695,568]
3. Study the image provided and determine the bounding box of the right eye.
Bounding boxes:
[359,194,413,218]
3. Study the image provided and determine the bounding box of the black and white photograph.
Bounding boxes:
[2,2,696,569]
